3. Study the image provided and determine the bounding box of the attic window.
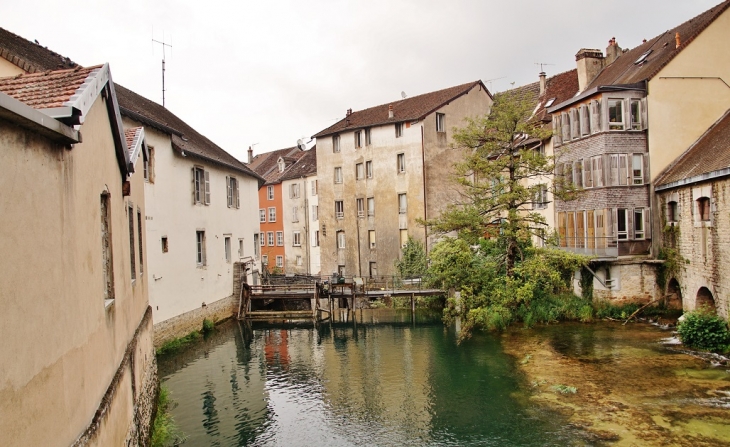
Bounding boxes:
[544,98,556,108]
[634,50,653,65]
[278,158,285,172]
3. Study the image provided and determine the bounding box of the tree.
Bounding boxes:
[394,236,428,278]
[425,89,576,277]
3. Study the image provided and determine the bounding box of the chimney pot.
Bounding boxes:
[346,108,352,116]
[538,72,546,96]
[388,104,394,119]
[675,32,681,49]
[247,146,253,164]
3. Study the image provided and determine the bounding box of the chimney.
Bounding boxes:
[539,72,546,96]
[675,32,681,49]
[346,108,352,116]
[388,104,394,119]
[247,146,253,164]
[575,48,604,92]
[605,37,623,66]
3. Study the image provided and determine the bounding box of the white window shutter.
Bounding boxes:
[235,179,240,209]
[191,167,196,204]
[204,170,211,205]
[226,176,231,208]
[640,98,648,130]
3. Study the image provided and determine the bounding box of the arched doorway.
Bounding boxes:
[695,287,716,311]
[666,278,682,309]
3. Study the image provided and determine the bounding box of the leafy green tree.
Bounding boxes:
[394,236,428,278]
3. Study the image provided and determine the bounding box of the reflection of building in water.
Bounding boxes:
[264,330,290,368]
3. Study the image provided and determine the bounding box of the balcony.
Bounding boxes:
[556,236,618,258]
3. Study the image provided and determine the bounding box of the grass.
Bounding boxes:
[150,385,185,447]
[156,330,201,356]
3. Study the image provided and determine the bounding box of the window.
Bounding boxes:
[290,183,300,199]
[369,230,376,248]
[436,113,445,132]
[192,166,210,205]
[312,230,320,247]
[267,231,274,246]
[276,231,284,246]
[617,209,628,240]
[337,230,346,249]
[367,197,375,216]
[292,206,299,223]
[366,160,373,178]
[161,236,168,253]
[333,134,341,152]
[398,193,407,214]
[544,98,556,108]
[592,156,603,187]
[296,256,303,266]
[399,229,408,248]
[312,205,318,221]
[334,167,343,184]
[335,200,344,219]
[238,238,244,258]
[609,154,630,186]
[632,154,644,185]
[356,163,364,180]
[100,194,114,305]
[634,209,644,240]
[311,180,318,196]
[697,197,711,221]
[128,204,136,280]
[630,99,642,130]
[227,176,240,208]
[144,147,155,183]
[196,230,206,265]
[137,210,144,274]
[634,49,652,65]
[397,153,405,173]
[276,256,283,268]
[262,255,268,266]
[268,207,276,222]
[259,209,266,222]
[254,233,260,257]
[533,184,548,209]
[667,201,678,223]
[293,231,301,246]
[338,265,346,276]
[356,198,365,217]
[395,122,403,138]
[354,130,362,148]
[278,158,285,173]
[608,99,624,130]
[267,185,274,200]
[365,128,371,146]
[573,161,583,188]
[224,236,232,263]
[260,232,266,247]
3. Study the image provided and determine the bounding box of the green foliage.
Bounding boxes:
[677,309,730,352]
[202,318,215,335]
[394,236,428,278]
[551,384,578,394]
[579,267,594,300]
[150,385,186,447]
[156,331,201,356]
[657,247,684,291]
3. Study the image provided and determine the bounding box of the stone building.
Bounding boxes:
[547,1,730,301]
[654,109,730,318]
[312,81,492,277]
[0,65,156,446]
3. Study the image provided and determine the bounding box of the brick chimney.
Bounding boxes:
[247,146,253,164]
[605,37,623,66]
[388,104,394,119]
[575,48,604,92]
[539,72,546,96]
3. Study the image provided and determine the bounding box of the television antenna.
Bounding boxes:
[534,62,554,73]
[484,76,505,92]
[152,30,173,107]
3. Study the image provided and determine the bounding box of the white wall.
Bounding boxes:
[282,174,320,275]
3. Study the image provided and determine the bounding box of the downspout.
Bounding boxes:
[421,125,428,254]
[303,176,310,275]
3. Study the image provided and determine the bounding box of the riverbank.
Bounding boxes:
[501,322,730,446]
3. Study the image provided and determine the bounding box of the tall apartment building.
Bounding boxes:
[312,81,492,277]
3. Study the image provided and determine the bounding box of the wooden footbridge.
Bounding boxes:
[237,275,445,321]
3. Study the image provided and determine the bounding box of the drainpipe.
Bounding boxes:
[356,214,363,276]
[421,125,428,254]
[303,176,310,275]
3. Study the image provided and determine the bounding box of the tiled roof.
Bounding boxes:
[280,146,317,182]
[0,27,78,73]
[500,69,579,123]
[0,65,101,109]
[312,80,489,138]
[655,109,730,188]
[250,146,308,184]
[124,126,146,168]
[587,0,730,89]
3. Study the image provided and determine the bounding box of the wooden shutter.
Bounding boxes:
[552,116,561,145]
[562,113,570,141]
[645,207,652,239]
[583,159,592,187]
[204,170,210,205]
[643,153,650,184]
[609,154,618,186]
[191,167,196,204]
[235,179,240,209]
[640,98,648,130]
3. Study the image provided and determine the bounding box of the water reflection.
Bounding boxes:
[159,310,577,446]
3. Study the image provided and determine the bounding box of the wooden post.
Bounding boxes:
[411,293,415,313]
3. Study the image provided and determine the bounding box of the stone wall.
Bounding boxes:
[153,295,237,347]
[582,260,660,303]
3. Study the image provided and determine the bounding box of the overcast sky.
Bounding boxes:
[4,0,719,160]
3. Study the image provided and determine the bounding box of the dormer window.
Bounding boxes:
[544,98,556,108]
[634,50,652,65]
[278,157,285,172]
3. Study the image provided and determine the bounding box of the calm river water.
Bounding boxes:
[158,309,730,446]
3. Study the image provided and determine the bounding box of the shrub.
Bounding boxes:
[677,310,730,352]
[202,318,215,335]
[156,330,201,356]
[150,385,185,447]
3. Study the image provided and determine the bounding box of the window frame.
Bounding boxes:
[227,176,240,208]
[617,209,628,240]
[312,205,318,221]
[367,197,375,216]
[632,154,644,185]
[397,153,405,174]
[398,193,407,214]
[436,113,445,133]
[336,230,346,249]
[335,200,344,219]
[332,134,341,153]
[630,99,642,130]
[224,236,232,263]
[334,167,343,184]
[366,160,373,178]
[608,98,624,130]
[267,231,274,247]
[356,198,365,217]
[196,230,206,266]
[259,209,266,223]
[634,208,645,240]
[395,122,403,138]
[365,128,371,146]
[354,130,362,149]
[276,255,283,268]
[276,231,284,246]
[267,185,274,200]
[268,207,276,222]
[355,162,364,180]
[293,231,301,247]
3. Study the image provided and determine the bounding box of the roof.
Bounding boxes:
[501,69,579,124]
[124,126,146,168]
[312,80,490,138]
[588,0,730,89]
[279,146,317,182]
[249,146,309,184]
[655,108,730,190]
[0,90,79,144]
[0,27,78,73]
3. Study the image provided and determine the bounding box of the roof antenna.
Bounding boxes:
[534,62,554,73]
[484,76,505,92]
[152,29,173,107]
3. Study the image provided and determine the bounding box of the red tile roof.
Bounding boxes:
[0,65,101,109]
[501,69,579,123]
[587,0,730,89]
[655,109,730,188]
[312,81,489,138]
[124,127,144,156]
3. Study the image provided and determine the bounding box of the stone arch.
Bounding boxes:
[695,287,716,311]
[666,278,682,309]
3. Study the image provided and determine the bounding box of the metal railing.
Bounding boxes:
[556,236,618,257]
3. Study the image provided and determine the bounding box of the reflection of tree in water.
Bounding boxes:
[548,326,598,361]
[201,380,220,443]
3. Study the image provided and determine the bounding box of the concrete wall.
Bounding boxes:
[126,117,261,326]
[656,179,730,318]
[647,8,730,181]
[282,174,320,275]
[0,96,155,446]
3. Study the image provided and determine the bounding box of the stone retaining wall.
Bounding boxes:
[153,295,237,348]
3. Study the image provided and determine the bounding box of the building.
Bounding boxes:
[547,0,730,301]
[312,81,493,277]
[0,26,266,345]
[654,109,730,318]
[0,65,156,446]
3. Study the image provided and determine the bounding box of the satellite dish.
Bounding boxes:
[401,91,407,99]
[297,138,306,150]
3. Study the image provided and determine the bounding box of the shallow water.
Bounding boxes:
[158,310,730,446]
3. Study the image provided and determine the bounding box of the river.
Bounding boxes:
[157,309,730,446]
